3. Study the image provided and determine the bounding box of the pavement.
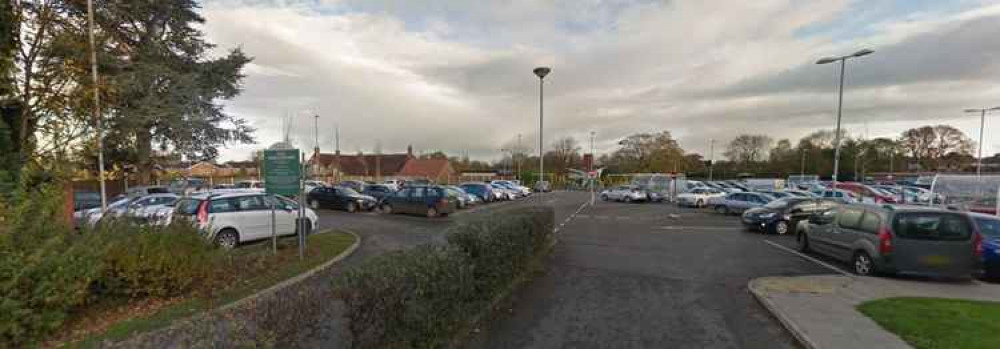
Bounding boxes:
[749,274,1000,349]
[467,197,833,349]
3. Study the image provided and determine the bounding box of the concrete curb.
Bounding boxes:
[219,229,362,312]
[747,278,820,349]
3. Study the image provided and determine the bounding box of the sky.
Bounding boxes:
[199,0,1000,163]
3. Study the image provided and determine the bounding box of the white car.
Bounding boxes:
[491,180,531,196]
[676,188,727,208]
[382,179,403,191]
[304,180,330,194]
[600,186,647,203]
[172,192,319,249]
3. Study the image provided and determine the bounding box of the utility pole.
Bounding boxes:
[87,0,107,210]
[517,133,522,180]
[533,67,550,187]
[708,139,715,181]
[800,149,806,177]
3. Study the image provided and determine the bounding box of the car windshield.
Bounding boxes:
[975,217,1000,238]
[764,198,793,209]
[340,187,361,196]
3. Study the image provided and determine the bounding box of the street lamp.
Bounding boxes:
[816,48,874,189]
[533,67,550,185]
[964,106,1000,176]
[708,139,715,181]
[87,0,107,210]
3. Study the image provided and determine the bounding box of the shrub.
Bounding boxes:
[334,206,554,348]
[95,221,219,298]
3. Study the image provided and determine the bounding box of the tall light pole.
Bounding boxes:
[800,148,806,177]
[589,131,596,171]
[708,139,715,181]
[816,48,874,189]
[533,67,550,185]
[517,133,522,180]
[964,107,1000,176]
[87,0,107,210]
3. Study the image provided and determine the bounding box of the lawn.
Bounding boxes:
[53,230,357,347]
[858,297,1000,349]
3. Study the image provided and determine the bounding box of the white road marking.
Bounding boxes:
[668,214,681,219]
[763,240,853,277]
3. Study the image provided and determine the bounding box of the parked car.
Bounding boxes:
[379,185,459,217]
[815,189,860,203]
[307,186,377,212]
[534,180,552,193]
[600,185,647,203]
[382,179,404,191]
[445,186,477,209]
[712,181,743,193]
[76,195,127,228]
[361,184,396,201]
[125,193,180,224]
[304,180,330,193]
[73,191,102,212]
[834,182,897,204]
[756,190,796,199]
[492,180,531,197]
[490,183,518,200]
[725,181,750,192]
[800,204,982,278]
[968,213,1000,279]
[784,190,818,198]
[235,180,265,189]
[713,192,775,215]
[125,185,171,198]
[168,177,209,194]
[741,197,839,235]
[676,188,726,208]
[460,183,496,203]
[337,180,367,192]
[172,192,318,249]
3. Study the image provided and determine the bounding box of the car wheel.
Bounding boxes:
[624,196,633,203]
[853,251,876,276]
[601,194,608,201]
[773,221,789,235]
[381,203,393,214]
[214,229,239,249]
[715,205,729,215]
[347,202,358,213]
[309,200,320,209]
[695,199,705,208]
[797,232,810,252]
[426,207,438,218]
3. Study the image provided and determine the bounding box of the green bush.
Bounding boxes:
[94,221,219,298]
[0,180,221,347]
[334,206,554,348]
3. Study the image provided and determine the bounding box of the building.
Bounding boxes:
[309,145,457,183]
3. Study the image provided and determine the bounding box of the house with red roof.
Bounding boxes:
[308,145,457,183]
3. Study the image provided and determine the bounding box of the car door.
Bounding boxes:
[233,195,271,241]
[409,187,427,213]
[827,206,865,261]
[264,195,296,235]
[787,199,818,229]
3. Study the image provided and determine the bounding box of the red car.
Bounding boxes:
[833,182,897,204]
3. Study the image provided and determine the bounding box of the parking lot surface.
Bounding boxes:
[469,198,834,349]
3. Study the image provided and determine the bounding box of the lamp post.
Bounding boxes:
[708,139,715,181]
[86,0,107,210]
[964,107,1000,176]
[816,48,874,189]
[533,67,550,185]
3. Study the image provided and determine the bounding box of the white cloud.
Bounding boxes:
[200,0,1000,163]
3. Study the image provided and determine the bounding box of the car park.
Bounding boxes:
[713,192,775,215]
[307,186,377,212]
[600,185,647,203]
[741,197,840,235]
[460,183,496,202]
[968,213,1000,279]
[815,189,860,203]
[172,192,318,249]
[834,182,897,204]
[379,185,458,217]
[676,188,726,208]
[799,204,982,278]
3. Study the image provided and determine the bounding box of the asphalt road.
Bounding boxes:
[469,194,835,349]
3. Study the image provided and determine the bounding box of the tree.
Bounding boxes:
[547,136,581,173]
[899,125,973,170]
[610,131,684,173]
[419,151,448,160]
[1,0,17,189]
[724,134,772,168]
[77,0,254,183]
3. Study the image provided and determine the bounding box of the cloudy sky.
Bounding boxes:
[200,0,1000,162]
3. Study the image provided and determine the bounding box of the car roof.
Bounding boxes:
[968,212,1000,221]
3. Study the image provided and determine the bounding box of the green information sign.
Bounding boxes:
[263,149,301,196]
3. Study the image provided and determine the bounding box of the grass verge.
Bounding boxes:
[858,297,1000,349]
[59,231,357,348]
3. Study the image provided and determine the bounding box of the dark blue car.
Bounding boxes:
[970,213,1000,278]
[459,183,495,203]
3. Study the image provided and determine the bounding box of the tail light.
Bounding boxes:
[196,200,209,224]
[974,232,983,257]
[878,226,893,255]
[439,198,448,206]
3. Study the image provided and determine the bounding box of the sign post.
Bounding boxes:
[264,149,301,255]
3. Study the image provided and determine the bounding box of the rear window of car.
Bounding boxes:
[892,212,973,241]
[175,199,202,215]
[975,217,1000,238]
[838,208,864,229]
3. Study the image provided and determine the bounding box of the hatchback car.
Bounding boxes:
[968,213,1000,279]
[362,184,396,201]
[307,186,378,212]
[713,192,775,215]
[460,183,496,203]
[676,188,726,208]
[172,193,318,249]
[799,205,982,278]
[600,185,647,203]
[741,197,839,235]
[379,185,458,217]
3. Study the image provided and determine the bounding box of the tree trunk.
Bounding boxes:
[136,127,153,184]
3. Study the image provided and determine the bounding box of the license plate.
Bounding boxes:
[920,255,952,267]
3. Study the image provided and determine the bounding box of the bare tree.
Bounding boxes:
[899,125,974,170]
[724,134,773,167]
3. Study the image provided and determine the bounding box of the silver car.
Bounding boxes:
[713,192,775,215]
[799,204,981,278]
[600,185,647,203]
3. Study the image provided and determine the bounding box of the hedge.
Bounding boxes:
[334,205,555,348]
[0,182,219,347]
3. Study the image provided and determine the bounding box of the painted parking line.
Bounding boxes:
[656,225,741,231]
[763,239,853,277]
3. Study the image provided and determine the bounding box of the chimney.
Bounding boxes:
[407,145,413,156]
